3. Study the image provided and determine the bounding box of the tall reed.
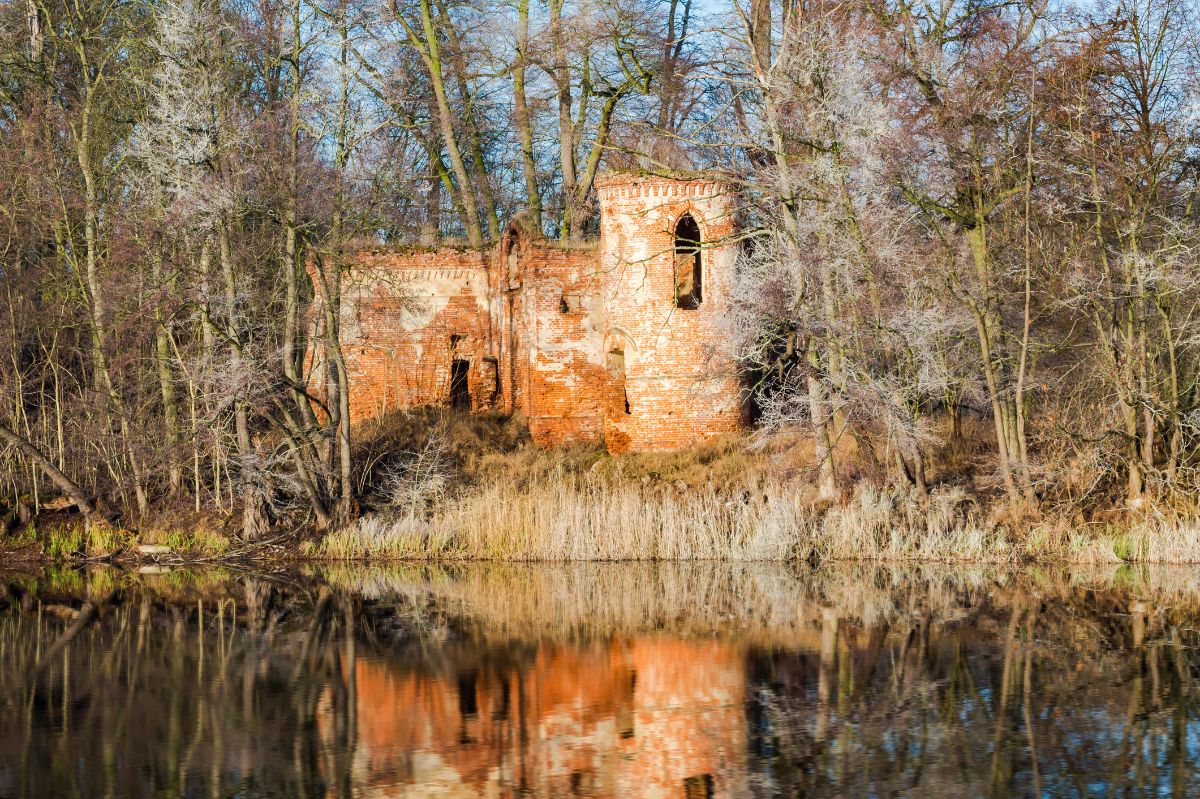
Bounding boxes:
[315,476,1014,562]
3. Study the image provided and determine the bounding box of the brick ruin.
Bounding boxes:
[338,172,745,453]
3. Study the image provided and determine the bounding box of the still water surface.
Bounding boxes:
[1,562,1199,798]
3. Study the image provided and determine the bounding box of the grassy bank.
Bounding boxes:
[309,409,1200,564]
[315,475,1200,563]
[8,408,1200,565]
[0,510,269,565]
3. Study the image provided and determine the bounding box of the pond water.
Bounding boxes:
[1,562,1198,798]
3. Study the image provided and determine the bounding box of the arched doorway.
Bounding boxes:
[607,348,630,417]
[603,330,636,453]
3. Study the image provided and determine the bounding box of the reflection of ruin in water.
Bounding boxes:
[320,637,746,798]
[2,563,1200,798]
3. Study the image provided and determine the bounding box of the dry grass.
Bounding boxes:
[313,476,1015,562]
[1063,516,1200,564]
[322,408,1200,564]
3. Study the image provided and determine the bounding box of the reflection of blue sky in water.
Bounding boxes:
[1,563,1199,797]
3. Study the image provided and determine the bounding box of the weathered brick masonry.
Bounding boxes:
[339,172,746,453]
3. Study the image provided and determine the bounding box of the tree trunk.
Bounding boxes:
[749,0,771,70]
[75,97,149,516]
[25,0,42,63]
[807,351,837,502]
[0,421,97,519]
[402,0,484,247]
[1014,97,1038,511]
[512,0,542,230]
[152,249,182,495]
[439,1,499,239]
[550,0,578,239]
[219,222,268,540]
[965,224,1022,514]
[420,160,443,246]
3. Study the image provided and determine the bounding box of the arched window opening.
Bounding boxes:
[674,214,702,309]
[608,349,630,415]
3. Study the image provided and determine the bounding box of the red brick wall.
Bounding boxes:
[517,240,606,447]
[339,240,607,447]
[340,248,494,421]
[596,175,745,453]
[339,173,746,453]
[484,232,607,446]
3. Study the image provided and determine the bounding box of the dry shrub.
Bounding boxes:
[354,407,530,498]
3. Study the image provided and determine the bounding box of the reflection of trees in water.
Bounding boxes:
[0,574,360,799]
[0,564,1198,798]
[745,593,1200,798]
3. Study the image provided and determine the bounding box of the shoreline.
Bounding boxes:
[8,496,1200,567]
[5,518,1200,567]
[8,413,1200,567]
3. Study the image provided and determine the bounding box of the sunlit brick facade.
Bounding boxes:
[339,172,745,453]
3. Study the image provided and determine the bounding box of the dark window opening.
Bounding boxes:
[450,333,464,350]
[683,774,715,799]
[674,214,702,309]
[559,296,570,313]
[570,770,596,795]
[450,359,471,410]
[618,669,636,738]
[457,670,478,717]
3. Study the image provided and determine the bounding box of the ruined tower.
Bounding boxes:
[596,173,744,453]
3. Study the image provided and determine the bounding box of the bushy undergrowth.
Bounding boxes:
[12,408,1200,564]
[1,512,232,562]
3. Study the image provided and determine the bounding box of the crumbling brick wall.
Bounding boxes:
[340,248,493,421]
[595,175,745,453]
[339,238,607,447]
[339,172,746,453]
[512,239,607,447]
